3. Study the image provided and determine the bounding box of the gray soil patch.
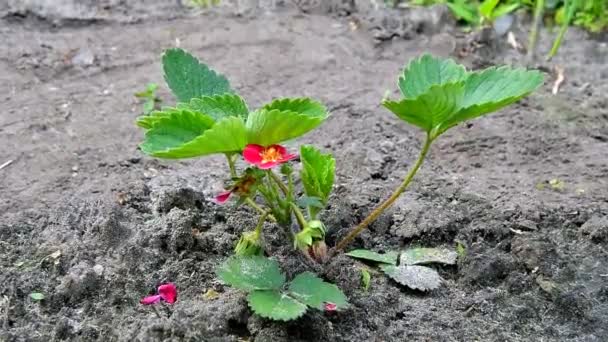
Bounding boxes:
[1,1,607,341]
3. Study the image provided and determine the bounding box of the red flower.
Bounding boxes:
[243,144,297,169]
[140,283,177,305]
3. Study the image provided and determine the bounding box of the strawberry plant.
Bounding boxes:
[137,48,543,321]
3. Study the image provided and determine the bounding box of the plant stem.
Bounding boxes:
[253,211,270,238]
[224,154,276,222]
[527,0,544,60]
[547,0,577,60]
[335,135,433,251]
[268,170,289,195]
[290,202,308,231]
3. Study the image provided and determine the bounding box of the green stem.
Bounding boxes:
[290,202,308,231]
[268,170,289,195]
[253,211,270,239]
[527,0,544,60]
[547,0,577,60]
[335,134,433,251]
[226,153,237,178]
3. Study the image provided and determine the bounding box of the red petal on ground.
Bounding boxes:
[158,283,177,304]
[140,294,162,305]
[324,302,337,311]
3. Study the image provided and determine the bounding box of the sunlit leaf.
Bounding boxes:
[178,93,249,121]
[216,256,285,291]
[398,54,467,99]
[380,264,442,291]
[140,112,247,159]
[345,249,399,265]
[288,272,348,311]
[400,247,458,266]
[300,145,335,217]
[247,290,307,321]
[163,48,233,103]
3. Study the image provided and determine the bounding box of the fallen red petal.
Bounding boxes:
[140,294,162,305]
[324,302,337,311]
[158,283,177,304]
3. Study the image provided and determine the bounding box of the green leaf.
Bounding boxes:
[345,249,399,265]
[447,2,479,24]
[479,0,499,19]
[163,48,233,103]
[178,93,249,121]
[246,98,329,146]
[136,108,179,129]
[30,292,45,301]
[296,196,324,210]
[361,268,371,292]
[288,272,348,311]
[300,145,335,217]
[247,290,307,321]
[438,67,544,134]
[492,3,520,19]
[140,112,247,159]
[383,83,465,134]
[217,256,286,291]
[380,264,442,291]
[262,97,327,117]
[400,247,458,266]
[398,54,468,99]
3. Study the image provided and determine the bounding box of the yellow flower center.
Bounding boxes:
[260,147,282,163]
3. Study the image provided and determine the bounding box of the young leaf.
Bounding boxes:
[296,196,324,210]
[361,268,371,292]
[398,54,468,99]
[345,249,399,265]
[479,0,500,20]
[437,67,544,134]
[246,98,328,146]
[380,264,442,291]
[446,2,479,24]
[262,98,327,117]
[140,113,247,159]
[30,292,45,301]
[216,256,286,291]
[400,247,458,266]
[300,145,335,217]
[178,93,249,121]
[163,48,233,103]
[383,83,464,134]
[136,108,180,130]
[492,3,520,19]
[247,290,307,321]
[288,272,348,311]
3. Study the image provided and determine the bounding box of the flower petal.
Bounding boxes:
[158,283,177,304]
[324,302,337,311]
[243,144,265,165]
[140,294,162,305]
[214,190,232,204]
[257,161,280,169]
[279,153,298,162]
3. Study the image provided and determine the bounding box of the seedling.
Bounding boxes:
[217,256,347,320]
[136,49,542,320]
[135,83,161,114]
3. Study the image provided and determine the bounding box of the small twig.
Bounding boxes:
[552,66,565,95]
[0,160,13,171]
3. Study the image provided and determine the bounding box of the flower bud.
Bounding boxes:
[234,231,263,256]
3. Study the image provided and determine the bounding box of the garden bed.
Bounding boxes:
[1,1,607,340]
